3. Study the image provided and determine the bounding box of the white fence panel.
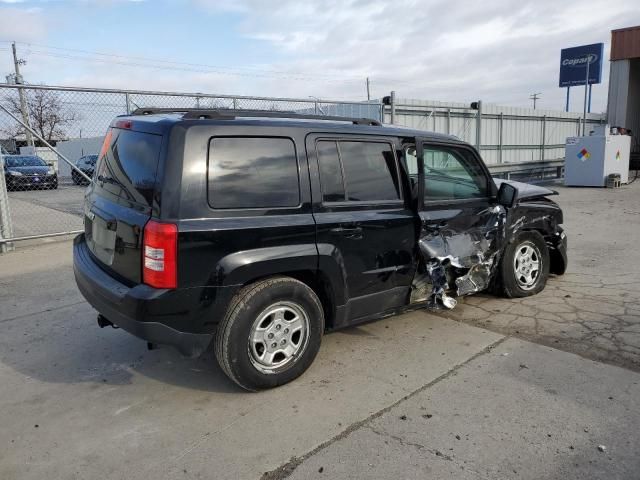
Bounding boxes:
[386,98,605,165]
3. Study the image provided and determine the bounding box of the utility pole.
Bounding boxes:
[366,77,371,101]
[529,92,541,110]
[11,42,34,147]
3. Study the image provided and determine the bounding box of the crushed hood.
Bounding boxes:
[493,178,557,201]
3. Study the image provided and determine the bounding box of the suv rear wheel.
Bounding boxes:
[214,276,324,391]
[498,231,550,298]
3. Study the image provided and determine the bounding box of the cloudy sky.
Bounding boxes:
[1,0,639,112]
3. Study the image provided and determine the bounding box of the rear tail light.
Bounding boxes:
[143,220,177,289]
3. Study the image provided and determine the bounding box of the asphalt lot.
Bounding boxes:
[6,182,85,238]
[0,181,639,479]
[444,182,640,371]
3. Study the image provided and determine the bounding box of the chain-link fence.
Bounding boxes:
[0,84,383,250]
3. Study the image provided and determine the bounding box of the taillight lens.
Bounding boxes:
[143,220,177,289]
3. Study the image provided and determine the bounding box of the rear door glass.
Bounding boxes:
[338,141,400,202]
[95,128,162,206]
[316,140,345,202]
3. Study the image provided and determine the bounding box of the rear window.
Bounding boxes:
[95,128,162,205]
[208,137,300,209]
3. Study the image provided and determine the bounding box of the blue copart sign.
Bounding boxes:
[559,43,604,87]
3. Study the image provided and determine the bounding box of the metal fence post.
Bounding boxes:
[390,91,396,125]
[446,108,451,135]
[125,92,131,114]
[577,117,581,136]
[475,100,482,152]
[233,98,238,109]
[541,115,546,161]
[0,155,15,253]
[498,112,504,164]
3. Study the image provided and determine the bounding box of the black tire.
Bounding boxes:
[214,276,324,391]
[498,230,550,298]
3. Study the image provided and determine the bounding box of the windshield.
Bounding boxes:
[5,156,47,167]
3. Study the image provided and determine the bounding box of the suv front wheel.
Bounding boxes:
[214,276,324,391]
[498,230,550,298]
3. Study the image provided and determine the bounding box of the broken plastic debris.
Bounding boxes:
[413,205,508,311]
[597,445,606,452]
[455,261,493,296]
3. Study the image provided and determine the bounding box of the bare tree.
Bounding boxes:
[2,89,80,144]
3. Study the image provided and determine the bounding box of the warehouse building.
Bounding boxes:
[607,25,640,167]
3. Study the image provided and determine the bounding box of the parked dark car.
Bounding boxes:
[73,109,567,391]
[72,154,98,185]
[2,155,58,190]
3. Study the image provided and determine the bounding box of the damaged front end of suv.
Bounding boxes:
[411,179,567,309]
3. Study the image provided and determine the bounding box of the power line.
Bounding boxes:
[2,40,368,82]
[1,41,448,97]
[18,49,375,86]
[2,41,430,92]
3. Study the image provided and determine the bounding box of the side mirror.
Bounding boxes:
[497,182,518,208]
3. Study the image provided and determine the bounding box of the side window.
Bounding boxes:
[423,145,488,200]
[208,136,300,209]
[316,140,401,203]
[316,141,345,203]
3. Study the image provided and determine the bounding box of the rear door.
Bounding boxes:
[84,125,163,284]
[307,134,415,323]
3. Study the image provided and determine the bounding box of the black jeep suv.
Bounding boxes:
[73,109,567,391]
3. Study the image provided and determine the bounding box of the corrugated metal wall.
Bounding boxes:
[625,59,640,153]
[611,26,640,61]
[384,98,605,165]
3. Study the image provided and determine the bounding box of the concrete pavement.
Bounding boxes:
[284,338,640,480]
[443,181,640,371]
[6,185,84,238]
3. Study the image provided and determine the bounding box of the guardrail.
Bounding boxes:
[489,159,565,183]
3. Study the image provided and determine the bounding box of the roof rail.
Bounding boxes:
[129,108,382,126]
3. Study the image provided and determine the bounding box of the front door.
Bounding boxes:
[307,134,415,325]
[405,140,504,302]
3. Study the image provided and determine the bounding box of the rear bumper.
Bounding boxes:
[73,234,237,357]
